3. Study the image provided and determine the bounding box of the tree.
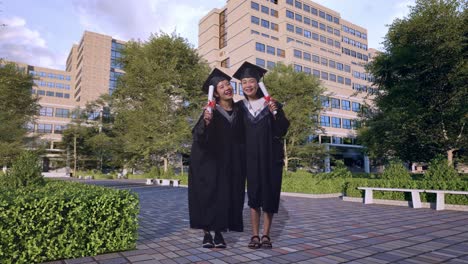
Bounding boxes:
[263,63,325,171]
[361,0,467,165]
[112,32,209,171]
[0,61,39,166]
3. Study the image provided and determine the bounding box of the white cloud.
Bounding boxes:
[71,0,224,46]
[0,16,65,69]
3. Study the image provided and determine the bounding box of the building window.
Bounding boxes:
[38,90,45,95]
[312,33,319,40]
[37,124,53,134]
[251,1,259,10]
[344,65,351,72]
[303,52,311,61]
[286,24,294,32]
[286,10,294,19]
[334,17,340,24]
[320,116,330,127]
[352,102,360,112]
[256,58,266,67]
[39,107,53,117]
[271,9,278,17]
[267,46,275,55]
[228,81,236,94]
[332,117,341,128]
[320,35,326,43]
[271,22,279,31]
[319,11,325,18]
[319,23,326,31]
[261,5,269,14]
[277,48,285,58]
[304,30,311,38]
[304,17,310,25]
[313,69,320,77]
[54,125,67,134]
[55,108,70,118]
[295,26,303,35]
[219,9,227,48]
[330,74,336,82]
[251,16,260,25]
[311,8,318,15]
[26,122,35,132]
[337,76,344,84]
[256,42,265,52]
[343,119,352,129]
[312,55,320,63]
[46,91,54,97]
[294,49,302,58]
[261,19,270,28]
[55,92,64,98]
[267,61,276,69]
[295,13,302,22]
[221,58,230,68]
[321,96,330,107]
[295,0,302,8]
[304,67,311,74]
[311,20,318,28]
[345,78,351,86]
[326,14,333,22]
[321,71,328,80]
[342,100,351,111]
[331,98,340,109]
[286,0,293,5]
[303,4,310,12]
[294,64,302,72]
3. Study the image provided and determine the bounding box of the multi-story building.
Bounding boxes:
[198,0,376,172]
[6,31,126,171]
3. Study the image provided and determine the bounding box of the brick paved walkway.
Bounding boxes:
[44,180,468,264]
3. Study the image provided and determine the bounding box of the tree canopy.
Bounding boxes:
[0,61,39,165]
[360,0,467,164]
[264,63,325,170]
[112,32,210,170]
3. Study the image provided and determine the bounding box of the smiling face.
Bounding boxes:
[241,77,259,100]
[214,79,233,101]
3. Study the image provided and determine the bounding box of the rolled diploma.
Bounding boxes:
[259,82,277,115]
[207,85,214,113]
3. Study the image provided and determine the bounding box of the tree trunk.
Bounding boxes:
[447,149,455,166]
[73,135,77,176]
[284,139,288,171]
[2,165,6,173]
[163,157,168,173]
[181,155,184,175]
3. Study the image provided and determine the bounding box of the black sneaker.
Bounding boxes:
[214,232,226,248]
[202,233,214,248]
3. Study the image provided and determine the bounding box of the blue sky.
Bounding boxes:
[0,0,414,70]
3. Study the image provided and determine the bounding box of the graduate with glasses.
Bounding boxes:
[233,62,289,249]
[188,68,246,249]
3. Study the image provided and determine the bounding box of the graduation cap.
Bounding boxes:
[233,61,268,82]
[202,68,232,94]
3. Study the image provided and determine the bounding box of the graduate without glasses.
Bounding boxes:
[233,61,290,249]
[188,68,246,249]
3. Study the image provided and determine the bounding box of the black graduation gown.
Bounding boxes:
[239,100,289,214]
[188,103,246,232]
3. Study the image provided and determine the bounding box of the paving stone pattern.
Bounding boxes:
[43,180,468,264]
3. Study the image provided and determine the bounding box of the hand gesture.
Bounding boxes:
[203,108,213,125]
[268,98,278,115]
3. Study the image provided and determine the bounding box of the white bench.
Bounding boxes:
[357,187,424,208]
[156,179,181,187]
[424,190,468,210]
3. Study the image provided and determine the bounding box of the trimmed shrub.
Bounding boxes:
[0,180,139,264]
[381,160,411,180]
[424,155,460,182]
[282,171,345,194]
[2,151,44,188]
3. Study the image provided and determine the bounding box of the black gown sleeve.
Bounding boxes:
[192,113,214,147]
[272,103,290,138]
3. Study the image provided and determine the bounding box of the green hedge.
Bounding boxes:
[0,180,139,264]
[344,178,468,205]
[281,171,468,205]
[282,172,345,194]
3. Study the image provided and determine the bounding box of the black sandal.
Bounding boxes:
[261,235,272,248]
[248,235,261,249]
